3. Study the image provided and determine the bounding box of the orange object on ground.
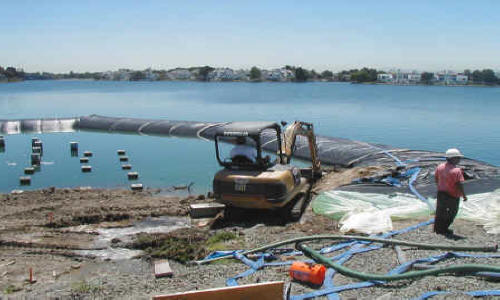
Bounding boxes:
[289,261,326,285]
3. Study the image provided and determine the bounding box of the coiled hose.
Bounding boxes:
[296,242,500,281]
[195,235,498,264]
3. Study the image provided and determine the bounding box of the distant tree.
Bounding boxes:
[92,72,103,80]
[481,69,497,84]
[198,66,214,81]
[250,66,262,81]
[421,72,434,84]
[5,67,18,78]
[472,70,483,83]
[350,68,378,83]
[285,65,295,71]
[294,67,310,82]
[310,69,318,80]
[321,70,334,80]
[130,71,145,81]
[351,71,369,82]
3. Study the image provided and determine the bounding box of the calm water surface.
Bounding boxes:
[1,81,499,192]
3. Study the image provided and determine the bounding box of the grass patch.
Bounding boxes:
[3,284,21,294]
[127,229,242,263]
[206,231,239,251]
[71,280,102,294]
[129,228,209,264]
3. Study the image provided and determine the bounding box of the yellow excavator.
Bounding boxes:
[212,121,322,220]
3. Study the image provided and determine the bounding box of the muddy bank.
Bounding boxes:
[1,173,498,299]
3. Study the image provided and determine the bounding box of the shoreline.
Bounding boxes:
[2,79,500,88]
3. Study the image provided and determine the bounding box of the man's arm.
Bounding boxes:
[456,182,467,201]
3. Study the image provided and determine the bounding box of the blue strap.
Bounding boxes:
[321,268,339,300]
[202,250,241,260]
[380,150,405,167]
[320,241,357,254]
[226,253,265,286]
[412,289,500,300]
[408,167,433,209]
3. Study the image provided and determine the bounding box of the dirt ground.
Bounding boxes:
[0,167,498,299]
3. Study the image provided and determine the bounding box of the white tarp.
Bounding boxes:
[313,189,500,234]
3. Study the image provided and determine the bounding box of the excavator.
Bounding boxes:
[212,121,322,220]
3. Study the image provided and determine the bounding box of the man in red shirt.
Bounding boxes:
[434,148,468,235]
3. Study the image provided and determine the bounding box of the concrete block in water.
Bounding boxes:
[119,156,129,162]
[127,172,139,180]
[31,137,39,147]
[20,176,31,185]
[117,149,126,155]
[32,146,42,154]
[83,151,93,157]
[130,183,143,191]
[189,203,226,218]
[31,153,41,166]
[70,142,78,151]
[81,165,92,172]
[24,167,35,174]
[80,157,89,163]
[34,141,43,151]
[121,164,132,170]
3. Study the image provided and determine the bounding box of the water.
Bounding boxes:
[73,216,190,260]
[1,80,499,192]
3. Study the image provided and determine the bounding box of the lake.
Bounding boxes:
[1,80,499,193]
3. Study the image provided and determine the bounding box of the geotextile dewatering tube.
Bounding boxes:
[195,234,498,265]
[296,243,500,282]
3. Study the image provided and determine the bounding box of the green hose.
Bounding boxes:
[297,243,500,281]
[195,234,498,264]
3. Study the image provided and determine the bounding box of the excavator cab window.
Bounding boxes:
[216,136,259,168]
[214,122,284,170]
[259,128,280,164]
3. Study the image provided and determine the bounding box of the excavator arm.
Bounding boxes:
[282,121,321,176]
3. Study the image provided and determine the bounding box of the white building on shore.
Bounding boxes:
[377,73,393,83]
[167,68,192,80]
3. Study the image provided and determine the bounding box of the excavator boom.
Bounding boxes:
[282,121,321,176]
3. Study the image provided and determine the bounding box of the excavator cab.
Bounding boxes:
[213,121,321,221]
[214,122,283,171]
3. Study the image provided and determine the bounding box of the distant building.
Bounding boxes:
[377,73,393,83]
[455,74,468,84]
[263,68,294,81]
[233,69,249,81]
[144,68,158,81]
[208,68,235,81]
[406,73,421,83]
[434,71,468,84]
[167,69,192,80]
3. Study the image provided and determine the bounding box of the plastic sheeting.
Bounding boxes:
[313,189,500,234]
[0,117,78,135]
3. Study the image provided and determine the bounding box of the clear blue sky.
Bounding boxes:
[2,0,499,73]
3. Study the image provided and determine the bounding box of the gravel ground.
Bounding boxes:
[1,172,499,299]
[10,218,497,300]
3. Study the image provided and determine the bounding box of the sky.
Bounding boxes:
[2,0,500,73]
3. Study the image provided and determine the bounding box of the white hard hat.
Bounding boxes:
[445,148,463,158]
